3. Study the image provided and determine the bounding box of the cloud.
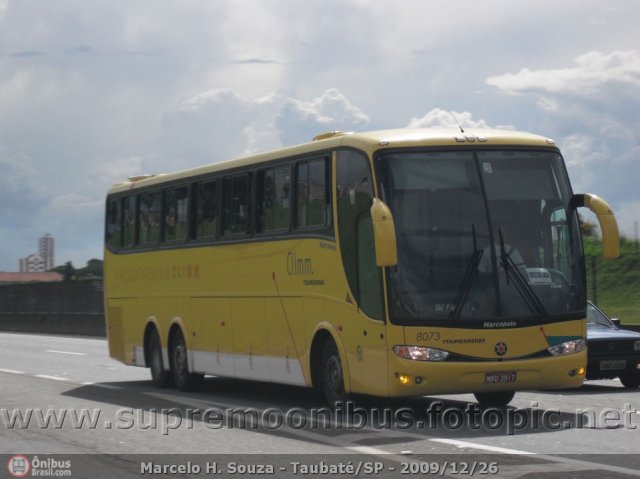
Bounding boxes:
[0,150,49,226]
[159,88,255,165]
[276,88,370,145]
[231,58,281,65]
[486,50,640,96]
[156,87,371,171]
[407,108,490,129]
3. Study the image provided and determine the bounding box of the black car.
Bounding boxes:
[586,301,640,388]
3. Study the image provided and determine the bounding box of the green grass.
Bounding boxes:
[584,236,640,324]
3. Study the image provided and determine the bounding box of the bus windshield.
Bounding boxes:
[377,149,585,324]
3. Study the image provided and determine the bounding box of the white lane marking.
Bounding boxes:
[45,349,87,356]
[86,383,123,390]
[35,375,70,382]
[347,445,394,455]
[0,368,25,374]
[431,438,640,477]
[431,438,535,455]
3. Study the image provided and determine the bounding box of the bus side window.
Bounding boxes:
[194,180,218,239]
[138,191,161,245]
[257,165,291,233]
[222,174,250,236]
[122,195,136,248]
[106,198,121,249]
[164,186,189,243]
[295,158,328,228]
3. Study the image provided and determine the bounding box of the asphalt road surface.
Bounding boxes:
[1,332,639,478]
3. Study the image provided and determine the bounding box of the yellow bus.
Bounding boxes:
[104,128,619,407]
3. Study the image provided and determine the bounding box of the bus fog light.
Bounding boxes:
[393,345,450,361]
[569,367,585,377]
[415,376,423,384]
[547,339,586,356]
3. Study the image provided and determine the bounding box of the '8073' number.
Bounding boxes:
[415,331,440,342]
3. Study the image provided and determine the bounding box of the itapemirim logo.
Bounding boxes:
[7,455,31,478]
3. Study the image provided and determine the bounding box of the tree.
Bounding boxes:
[63,262,76,282]
[579,214,598,237]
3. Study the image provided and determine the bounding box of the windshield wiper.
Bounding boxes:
[498,228,548,318]
[450,224,484,320]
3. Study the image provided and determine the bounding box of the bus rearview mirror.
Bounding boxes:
[571,193,620,259]
[370,198,398,267]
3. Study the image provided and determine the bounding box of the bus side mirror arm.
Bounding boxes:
[570,193,620,259]
[370,198,398,267]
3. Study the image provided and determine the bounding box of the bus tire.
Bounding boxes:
[321,340,347,406]
[148,330,173,388]
[473,391,515,408]
[170,330,204,391]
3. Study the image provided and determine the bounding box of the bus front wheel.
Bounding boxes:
[321,340,347,406]
[473,391,515,408]
[170,330,204,391]
[148,330,173,388]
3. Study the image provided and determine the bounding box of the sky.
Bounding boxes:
[1,0,639,271]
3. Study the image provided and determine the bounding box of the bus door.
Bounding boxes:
[335,150,388,395]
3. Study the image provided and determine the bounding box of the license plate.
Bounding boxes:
[485,371,517,384]
[600,360,626,370]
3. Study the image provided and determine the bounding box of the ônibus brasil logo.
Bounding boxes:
[7,455,31,478]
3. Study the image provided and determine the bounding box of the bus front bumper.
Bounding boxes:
[386,350,586,398]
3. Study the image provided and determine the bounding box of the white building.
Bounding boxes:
[19,234,55,272]
[39,234,55,271]
[19,253,45,273]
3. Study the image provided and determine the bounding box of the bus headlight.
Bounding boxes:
[547,339,586,356]
[634,340,640,352]
[393,345,450,361]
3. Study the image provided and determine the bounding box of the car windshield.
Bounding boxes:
[587,303,614,329]
[377,149,585,324]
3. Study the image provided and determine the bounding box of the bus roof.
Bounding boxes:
[107,128,557,194]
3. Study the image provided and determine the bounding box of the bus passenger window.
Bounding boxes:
[106,199,121,248]
[164,186,189,243]
[122,195,136,248]
[257,165,290,232]
[222,174,250,236]
[138,191,161,245]
[296,158,327,228]
[195,181,218,239]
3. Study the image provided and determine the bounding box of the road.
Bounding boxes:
[0,332,639,478]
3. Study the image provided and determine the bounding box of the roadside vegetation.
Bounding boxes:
[584,236,640,324]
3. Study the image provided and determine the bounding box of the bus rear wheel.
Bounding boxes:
[321,340,347,406]
[473,391,515,408]
[170,330,204,391]
[148,330,173,388]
